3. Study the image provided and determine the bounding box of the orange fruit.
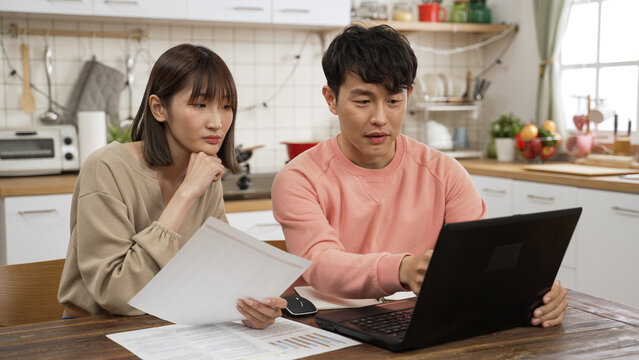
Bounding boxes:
[542,120,557,133]
[519,123,539,140]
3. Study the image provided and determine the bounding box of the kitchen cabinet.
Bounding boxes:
[471,175,512,218]
[576,188,639,308]
[512,180,580,290]
[0,0,93,15]
[187,0,271,23]
[0,194,72,266]
[93,0,186,19]
[1,0,349,28]
[272,0,349,27]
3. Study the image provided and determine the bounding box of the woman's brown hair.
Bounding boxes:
[130,44,239,173]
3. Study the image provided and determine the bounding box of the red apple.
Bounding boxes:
[522,138,542,160]
[540,145,556,160]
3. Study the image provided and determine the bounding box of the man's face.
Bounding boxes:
[323,72,411,169]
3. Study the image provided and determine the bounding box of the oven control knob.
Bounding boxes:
[64,137,73,145]
[65,153,74,160]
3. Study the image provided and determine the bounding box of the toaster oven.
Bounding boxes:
[0,125,80,176]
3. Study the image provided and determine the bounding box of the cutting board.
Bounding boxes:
[524,163,639,176]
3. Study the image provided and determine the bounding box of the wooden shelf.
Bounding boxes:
[358,20,516,34]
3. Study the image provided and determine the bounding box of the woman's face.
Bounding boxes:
[159,86,234,160]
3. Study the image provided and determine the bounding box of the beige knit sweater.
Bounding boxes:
[58,142,227,316]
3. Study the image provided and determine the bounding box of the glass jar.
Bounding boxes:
[356,1,388,20]
[392,1,415,22]
[450,0,471,23]
[470,0,491,24]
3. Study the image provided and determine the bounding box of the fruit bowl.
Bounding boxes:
[517,136,560,162]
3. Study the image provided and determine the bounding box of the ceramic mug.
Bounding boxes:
[418,4,447,22]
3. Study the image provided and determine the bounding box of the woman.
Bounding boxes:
[58,44,286,329]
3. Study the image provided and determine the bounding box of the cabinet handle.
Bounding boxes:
[48,0,84,2]
[232,6,265,12]
[482,188,506,195]
[278,8,311,14]
[103,0,138,5]
[18,209,58,216]
[612,206,639,216]
[526,194,555,202]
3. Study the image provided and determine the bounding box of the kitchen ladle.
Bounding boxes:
[40,45,60,124]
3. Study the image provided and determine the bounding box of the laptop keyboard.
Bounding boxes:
[349,309,413,337]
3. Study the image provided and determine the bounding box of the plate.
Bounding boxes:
[450,73,467,97]
[422,73,444,97]
[437,73,451,97]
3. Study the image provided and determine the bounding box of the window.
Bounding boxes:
[560,0,639,142]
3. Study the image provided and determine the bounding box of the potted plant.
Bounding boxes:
[488,112,522,162]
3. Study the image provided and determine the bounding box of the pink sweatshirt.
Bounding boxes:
[272,134,486,299]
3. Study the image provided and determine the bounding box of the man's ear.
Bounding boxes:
[149,95,168,123]
[322,85,338,115]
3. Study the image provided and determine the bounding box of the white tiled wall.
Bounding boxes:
[0,15,485,173]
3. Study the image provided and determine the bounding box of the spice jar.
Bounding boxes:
[450,0,471,23]
[392,1,415,22]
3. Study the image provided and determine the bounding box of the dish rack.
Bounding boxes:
[416,97,484,159]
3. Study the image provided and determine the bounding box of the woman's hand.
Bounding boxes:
[179,152,225,201]
[237,297,287,329]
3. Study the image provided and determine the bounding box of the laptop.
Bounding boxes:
[315,207,582,352]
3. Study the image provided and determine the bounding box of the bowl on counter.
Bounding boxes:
[517,136,561,162]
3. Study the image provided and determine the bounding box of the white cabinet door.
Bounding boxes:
[471,175,512,218]
[93,0,186,19]
[272,0,350,26]
[1,194,72,265]
[187,0,271,23]
[0,0,93,15]
[512,180,580,290]
[576,188,639,309]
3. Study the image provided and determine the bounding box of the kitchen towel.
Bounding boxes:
[78,111,107,166]
[65,57,125,128]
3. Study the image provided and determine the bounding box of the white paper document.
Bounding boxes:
[107,317,359,360]
[294,286,416,310]
[128,217,311,325]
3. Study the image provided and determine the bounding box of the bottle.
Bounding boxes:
[450,0,471,23]
[470,0,491,24]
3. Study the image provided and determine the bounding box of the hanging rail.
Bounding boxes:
[9,23,147,41]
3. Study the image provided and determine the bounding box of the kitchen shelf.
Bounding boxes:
[416,102,481,112]
[361,20,516,34]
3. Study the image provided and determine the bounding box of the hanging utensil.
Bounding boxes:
[40,45,60,124]
[120,54,135,128]
[20,44,35,114]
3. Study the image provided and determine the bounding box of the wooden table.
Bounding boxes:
[1,290,638,359]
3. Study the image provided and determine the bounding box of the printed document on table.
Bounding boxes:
[128,217,311,325]
[107,317,360,360]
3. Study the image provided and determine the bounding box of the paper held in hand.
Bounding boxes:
[128,217,311,325]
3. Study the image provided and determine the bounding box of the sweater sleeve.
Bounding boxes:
[272,168,407,299]
[442,158,487,223]
[75,191,182,316]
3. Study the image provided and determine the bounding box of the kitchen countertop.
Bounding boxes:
[1,159,638,198]
[459,159,639,194]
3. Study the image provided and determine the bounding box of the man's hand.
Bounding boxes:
[398,250,433,294]
[237,297,287,330]
[531,279,568,328]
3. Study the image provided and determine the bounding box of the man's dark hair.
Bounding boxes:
[130,43,239,173]
[322,24,418,100]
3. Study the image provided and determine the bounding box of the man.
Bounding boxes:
[272,25,567,328]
